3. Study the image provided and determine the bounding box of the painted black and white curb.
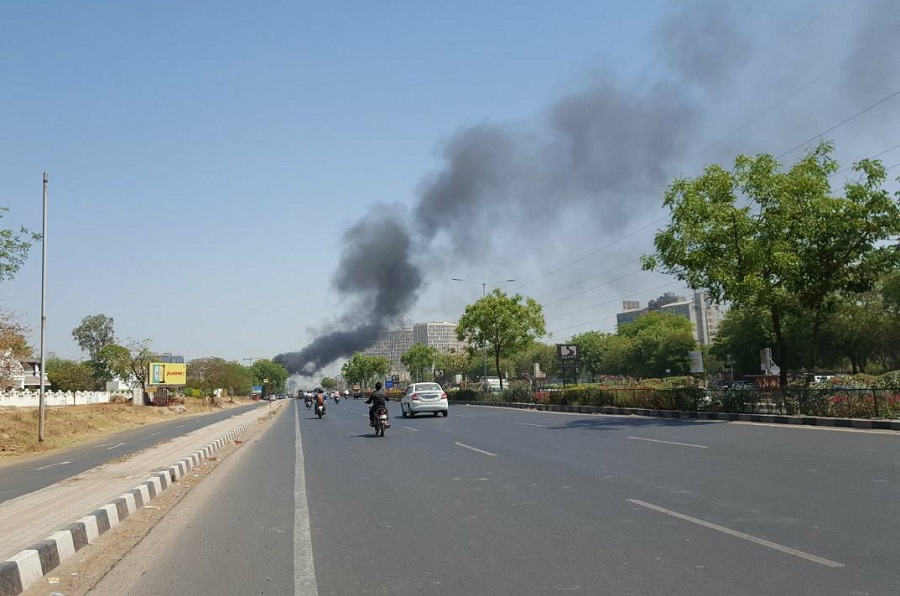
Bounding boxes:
[0,421,256,596]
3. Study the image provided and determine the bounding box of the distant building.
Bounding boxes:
[616,291,722,346]
[364,321,469,380]
[413,322,467,355]
[364,326,414,378]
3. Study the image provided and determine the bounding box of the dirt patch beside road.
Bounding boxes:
[0,397,262,458]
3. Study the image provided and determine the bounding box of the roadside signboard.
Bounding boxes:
[556,344,578,367]
[149,362,187,385]
[252,385,263,394]
[385,380,394,389]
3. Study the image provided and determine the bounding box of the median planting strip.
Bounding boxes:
[0,420,258,596]
[451,400,900,431]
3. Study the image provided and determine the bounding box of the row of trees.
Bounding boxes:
[47,313,289,400]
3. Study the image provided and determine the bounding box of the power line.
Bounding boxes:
[543,268,644,307]
[536,258,641,299]
[546,280,684,323]
[777,88,900,160]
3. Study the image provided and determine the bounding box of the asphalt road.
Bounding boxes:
[0,401,266,503]
[90,398,900,595]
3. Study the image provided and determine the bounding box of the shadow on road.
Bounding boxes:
[547,416,718,431]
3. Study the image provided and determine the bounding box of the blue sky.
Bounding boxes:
[2,1,898,377]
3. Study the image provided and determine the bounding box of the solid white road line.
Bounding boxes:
[295,405,320,596]
[106,442,126,450]
[627,499,844,568]
[455,415,475,419]
[455,442,497,457]
[513,422,545,427]
[627,436,708,449]
[34,461,70,471]
[404,426,420,432]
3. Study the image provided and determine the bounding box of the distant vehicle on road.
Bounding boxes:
[401,382,449,417]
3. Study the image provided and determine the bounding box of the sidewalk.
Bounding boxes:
[0,403,280,562]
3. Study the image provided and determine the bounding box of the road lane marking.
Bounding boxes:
[148,431,161,437]
[178,424,186,428]
[34,461,70,471]
[627,499,844,568]
[627,436,708,449]
[455,415,475,419]
[455,442,497,457]
[513,422,545,427]
[106,442,126,450]
[94,443,113,448]
[295,404,320,595]
[403,426,420,432]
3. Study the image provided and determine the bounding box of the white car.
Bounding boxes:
[400,382,449,417]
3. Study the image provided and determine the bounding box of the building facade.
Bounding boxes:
[363,321,469,379]
[413,322,467,355]
[616,291,722,346]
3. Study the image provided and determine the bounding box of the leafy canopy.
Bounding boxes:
[401,343,439,382]
[457,289,547,388]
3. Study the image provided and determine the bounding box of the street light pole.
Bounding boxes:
[451,278,516,386]
[38,172,48,442]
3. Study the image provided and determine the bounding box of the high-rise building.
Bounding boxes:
[615,291,722,346]
[413,322,467,354]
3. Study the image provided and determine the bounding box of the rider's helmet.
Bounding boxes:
[344,389,349,396]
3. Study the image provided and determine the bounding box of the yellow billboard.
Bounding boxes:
[149,362,187,385]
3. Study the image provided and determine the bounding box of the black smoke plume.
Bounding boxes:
[276,0,887,377]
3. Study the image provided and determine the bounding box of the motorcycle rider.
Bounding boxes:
[315,389,326,413]
[366,381,389,427]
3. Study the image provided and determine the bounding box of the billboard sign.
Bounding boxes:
[149,362,187,386]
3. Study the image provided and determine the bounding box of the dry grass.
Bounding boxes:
[0,397,257,458]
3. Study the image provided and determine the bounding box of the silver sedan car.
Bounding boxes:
[400,382,449,417]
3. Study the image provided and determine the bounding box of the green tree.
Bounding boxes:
[72,314,116,360]
[103,339,153,403]
[511,342,558,380]
[570,331,610,381]
[249,359,289,395]
[341,352,391,389]
[401,343,439,382]
[435,351,473,382]
[457,289,547,389]
[321,376,337,390]
[644,141,900,386]
[188,357,252,399]
[617,312,697,378]
[45,357,95,392]
[0,208,40,283]
[820,290,890,374]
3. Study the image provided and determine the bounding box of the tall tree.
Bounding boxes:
[248,359,289,394]
[644,141,900,386]
[570,331,610,381]
[401,343,439,382]
[0,208,40,283]
[72,314,116,360]
[341,352,391,388]
[457,290,547,389]
[45,357,95,392]
[617,312,697,378]
[100,340,153,403]
[320,376,337,390]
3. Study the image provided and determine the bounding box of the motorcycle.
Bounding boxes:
[334,394,340,404]
[305,398,312,409]
[373,406,389,437]
[317,402,326,418]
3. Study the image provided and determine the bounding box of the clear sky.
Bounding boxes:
[2,0,898,377]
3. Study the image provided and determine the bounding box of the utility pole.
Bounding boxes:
[38,172,48,442]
